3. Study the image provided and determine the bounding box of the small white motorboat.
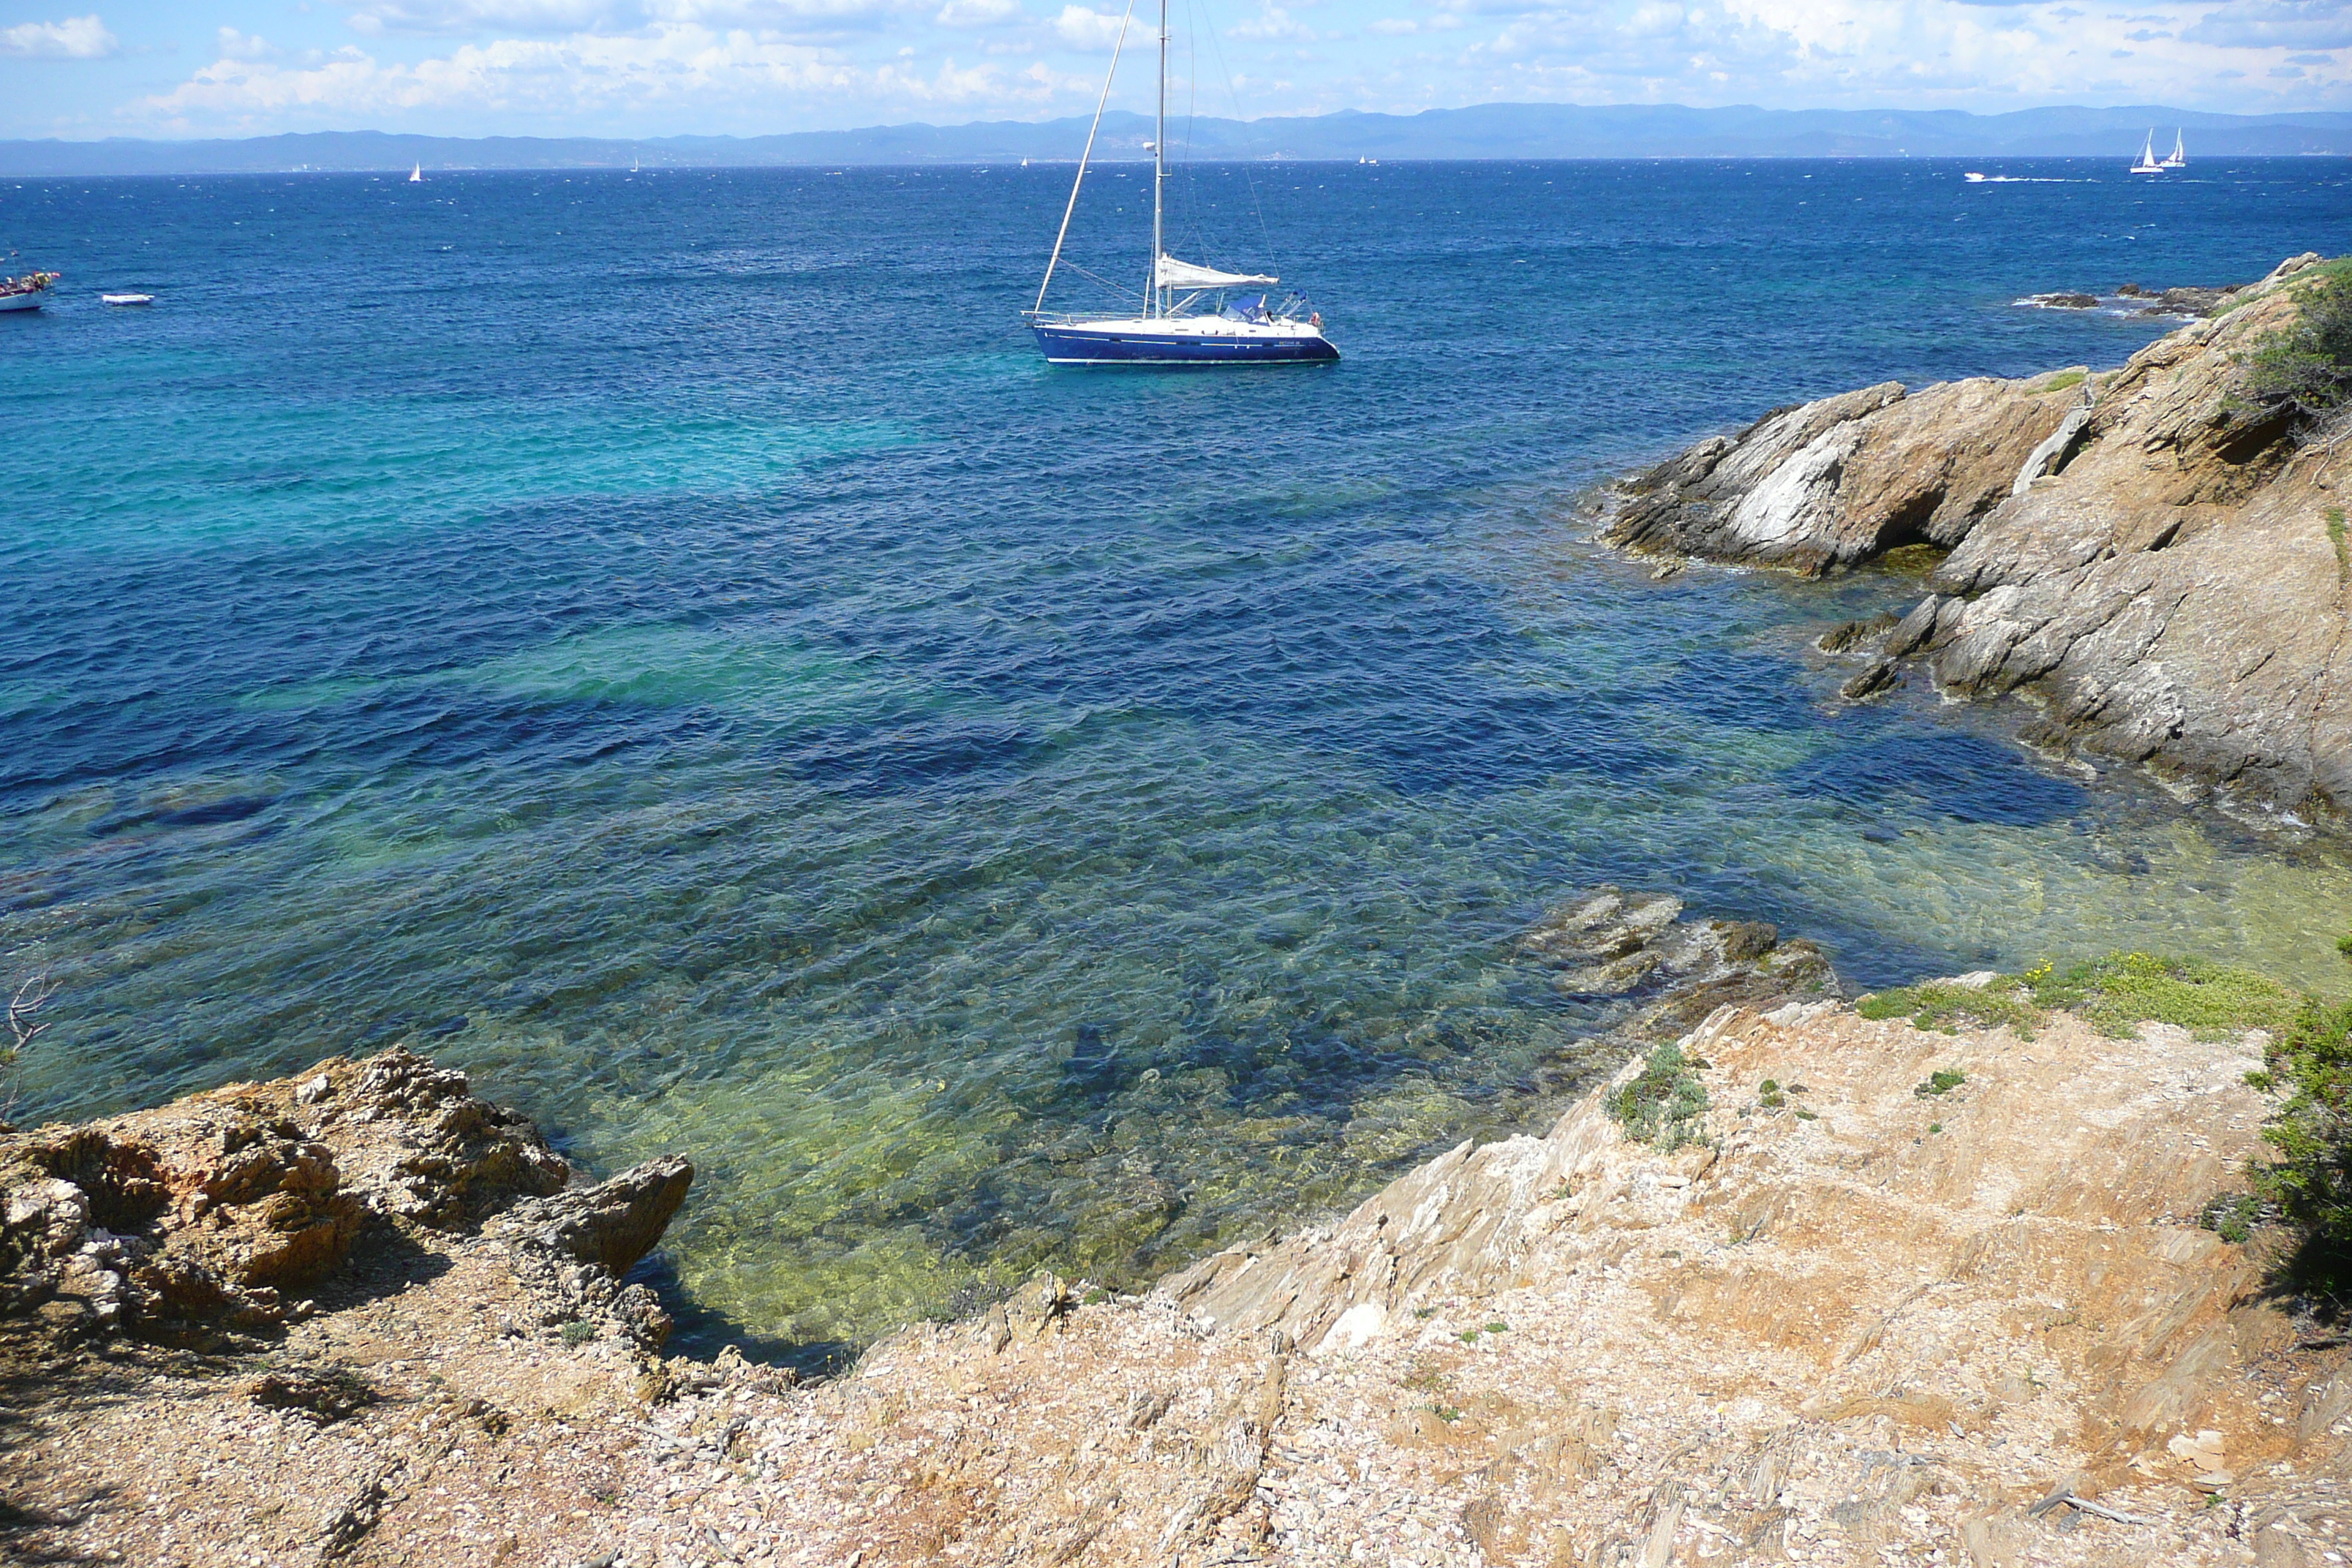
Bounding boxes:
[102,293,154,306]
[1964,171,1986,182]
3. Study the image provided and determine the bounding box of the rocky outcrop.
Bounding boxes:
[0,1047,685,1348]
[4,1002,2348,1567]
[1606,252,2352,821]
[1608,374,2081,576]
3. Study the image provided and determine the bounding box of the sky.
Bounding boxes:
[0,0,2348,140]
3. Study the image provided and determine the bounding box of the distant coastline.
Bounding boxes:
[6,102,2352,176]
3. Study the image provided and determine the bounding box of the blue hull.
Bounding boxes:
[1030,323,1338,366]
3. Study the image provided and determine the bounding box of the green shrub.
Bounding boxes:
[2246,997,2352,1301]
[1607,1041,1709,1150]
[2198,1193,2266,1247]
[2235,274,2352,428]
[1857,979,2038,1035]
[1914,1069,1967,1098]
[561,1321,597,1347]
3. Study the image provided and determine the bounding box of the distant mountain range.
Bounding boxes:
[7,103,2351,176]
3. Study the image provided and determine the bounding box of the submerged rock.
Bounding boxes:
[1515,884,1836,1038]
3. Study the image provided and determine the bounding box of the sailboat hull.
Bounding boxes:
[1030,320,1338,366]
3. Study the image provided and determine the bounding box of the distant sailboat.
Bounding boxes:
[2131,132,2163,175]
[1023,0,1335,365]
[409,162,423,183]
[2161,129,2186,169]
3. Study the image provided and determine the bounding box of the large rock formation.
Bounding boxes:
[0,1047,686,1347]
[1606,253,2352,821]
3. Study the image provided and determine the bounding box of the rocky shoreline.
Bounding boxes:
[1601,251,2351,826]
[8,258,2352,1567]
[7,897,2351,1566]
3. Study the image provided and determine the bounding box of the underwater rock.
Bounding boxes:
[1515,885,1836,1036]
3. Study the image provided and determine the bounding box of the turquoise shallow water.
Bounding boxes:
[4,159,2351,1360]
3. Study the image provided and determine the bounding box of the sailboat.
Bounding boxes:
[2161,129,2186,169]
[0,268,60,312]
[1023,0,1335,365]
[2131,132,2163,175]
[409,162,423,183]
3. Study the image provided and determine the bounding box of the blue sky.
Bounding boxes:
[1,0,2347,139]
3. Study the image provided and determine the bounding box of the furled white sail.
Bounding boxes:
[1155,255,1278,290]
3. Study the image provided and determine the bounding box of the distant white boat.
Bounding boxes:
[102,293,153,306]
[2131,131,2163,175]
[409,163,423,183]
[1964,171,1986,182]
[2161,129,2186,169]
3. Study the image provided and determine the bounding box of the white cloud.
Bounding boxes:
[2181,0,2352,48]
[935,0,1022,24]
[1,14,118,59]
[216,26,279,59]
[346,0,622,35]
[1231,3,1316,36]
[345,0,919,37]
[1053,4,1128,48]
[137,23,1055,130]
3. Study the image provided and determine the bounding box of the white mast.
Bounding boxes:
[1033,0,1136,314]
[1150,0,1166,320]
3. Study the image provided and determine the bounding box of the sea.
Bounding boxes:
[4,157,2349,1362]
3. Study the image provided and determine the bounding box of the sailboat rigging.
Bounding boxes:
[2161,129,2186,169]
[1024,0,1336,365]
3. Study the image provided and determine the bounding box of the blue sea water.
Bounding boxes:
[4,157,2350,1358]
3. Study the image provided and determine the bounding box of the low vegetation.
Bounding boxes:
[1858,953,2301,1040]
[1606,1040,1710,1150]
